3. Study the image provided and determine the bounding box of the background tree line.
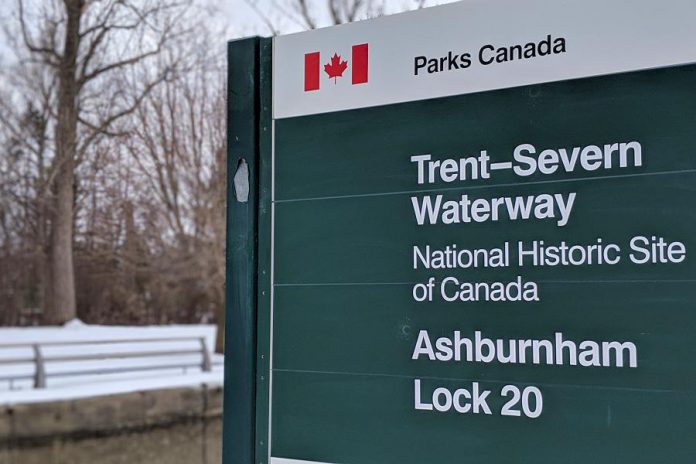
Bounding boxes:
[0,0,439,352]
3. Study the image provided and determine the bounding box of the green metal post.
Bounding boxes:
[223,36,271,464]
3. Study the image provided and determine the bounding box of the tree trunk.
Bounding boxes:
[34,197,47,316]
[215,307,225,353]
[45,0,82,325]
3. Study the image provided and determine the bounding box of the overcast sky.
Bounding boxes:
[216,0,459,38]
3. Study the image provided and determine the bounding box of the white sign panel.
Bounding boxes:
[273,0,696,119]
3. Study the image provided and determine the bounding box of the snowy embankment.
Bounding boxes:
[0,321,224,406]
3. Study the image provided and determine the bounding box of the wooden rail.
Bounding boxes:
[0,336,217,389]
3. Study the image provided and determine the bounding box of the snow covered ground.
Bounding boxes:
[0,321,224,406]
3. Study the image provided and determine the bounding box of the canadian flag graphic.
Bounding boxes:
[304,43,369,91]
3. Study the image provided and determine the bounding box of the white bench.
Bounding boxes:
[0,325,221,390]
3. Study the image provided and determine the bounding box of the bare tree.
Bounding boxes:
[124,38,227,349]
[2,1,229,351]
[13,0,191,324]
[0,59,54,325]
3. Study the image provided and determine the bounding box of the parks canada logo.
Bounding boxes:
[304,43,369,91]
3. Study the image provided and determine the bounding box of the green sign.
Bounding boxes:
[224,2,696,464]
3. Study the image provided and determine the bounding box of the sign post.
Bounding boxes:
[225,1,696,463]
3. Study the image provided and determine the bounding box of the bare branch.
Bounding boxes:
[79,45,162,87]
[295,0,317,29]
[78,68,173,158]
[17,0,60,64]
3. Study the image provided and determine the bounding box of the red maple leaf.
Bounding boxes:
[324,53,348,84]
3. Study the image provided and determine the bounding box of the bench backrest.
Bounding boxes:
[0,325,219,390]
